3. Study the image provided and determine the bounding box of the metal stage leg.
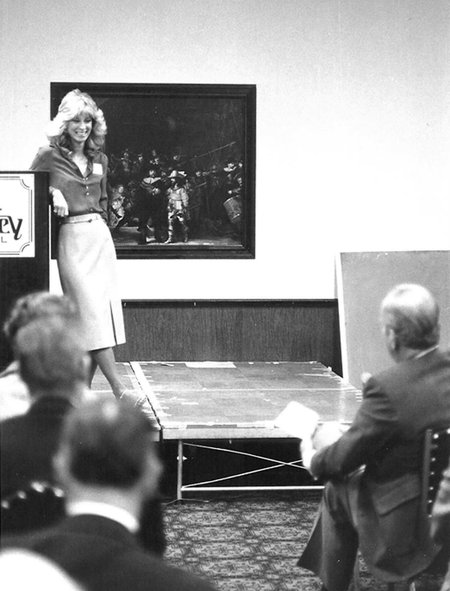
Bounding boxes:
[177,440,183,501]
[176,440,323,499]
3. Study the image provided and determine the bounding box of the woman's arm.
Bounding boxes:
[30,146,68,217]
[49,186,69,217]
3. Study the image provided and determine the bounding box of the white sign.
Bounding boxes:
[0,174,35,257]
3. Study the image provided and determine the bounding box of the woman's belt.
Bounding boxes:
[61,213,103,224]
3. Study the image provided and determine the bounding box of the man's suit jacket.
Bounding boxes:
[2,514,216,591]
[311,348,450,580]
[1,396,73,533]
[1,396,72,498]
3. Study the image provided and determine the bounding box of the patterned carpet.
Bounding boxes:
[164,492,320,591]
[163,492,444,591]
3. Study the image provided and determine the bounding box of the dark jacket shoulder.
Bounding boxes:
[2,515,217,591]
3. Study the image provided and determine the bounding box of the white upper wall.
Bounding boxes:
[2,0,449,299]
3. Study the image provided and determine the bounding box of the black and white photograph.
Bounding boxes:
[1,2,450,591]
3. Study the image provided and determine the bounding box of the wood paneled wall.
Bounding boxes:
[117,300,342,376]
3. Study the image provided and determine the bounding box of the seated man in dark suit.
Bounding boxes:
[1,316,89,532]
[298,283,450,591]
[2,397,217,591]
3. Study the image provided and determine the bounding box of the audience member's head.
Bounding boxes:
[54,399,162,510]
[380,284,440,356]
[0,293,79,420]
[14,316,88,399]
[0,549,84,591]
[3,291,78,348]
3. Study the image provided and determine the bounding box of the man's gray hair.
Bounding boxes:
[3,291,78,344]
[381,283,440,349]
[15,316,87,395]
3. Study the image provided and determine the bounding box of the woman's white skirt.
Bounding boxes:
[57,215,126,351]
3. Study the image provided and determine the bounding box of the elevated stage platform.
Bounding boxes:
[92,361,362,499]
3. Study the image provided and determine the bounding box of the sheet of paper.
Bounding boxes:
[274,401,319,440]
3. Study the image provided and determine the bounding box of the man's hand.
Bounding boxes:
[300,421,346,472]
[300,437,316,471]
[312,421,344,450]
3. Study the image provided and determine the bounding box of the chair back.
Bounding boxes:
[421,427,450,516]
[1,480,66,534]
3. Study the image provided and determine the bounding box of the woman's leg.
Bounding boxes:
[90,347,145,407]
[88,356,98,387]
[90,347,125,398]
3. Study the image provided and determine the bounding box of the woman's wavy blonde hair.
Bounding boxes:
[46,89,107,153]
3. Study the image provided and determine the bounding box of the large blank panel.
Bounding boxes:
[338,251,450,388]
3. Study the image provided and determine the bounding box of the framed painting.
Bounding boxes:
[51,82,256,259]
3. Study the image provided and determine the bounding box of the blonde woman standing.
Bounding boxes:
[31,89,141,405]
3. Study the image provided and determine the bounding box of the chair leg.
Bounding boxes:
[386,580,416,591]
[352,553,361,591]
[352,553,416,591]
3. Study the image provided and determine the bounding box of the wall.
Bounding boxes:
[2,0,450,300]
[117,299,342,372]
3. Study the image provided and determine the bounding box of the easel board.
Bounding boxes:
[337,250,450,388]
